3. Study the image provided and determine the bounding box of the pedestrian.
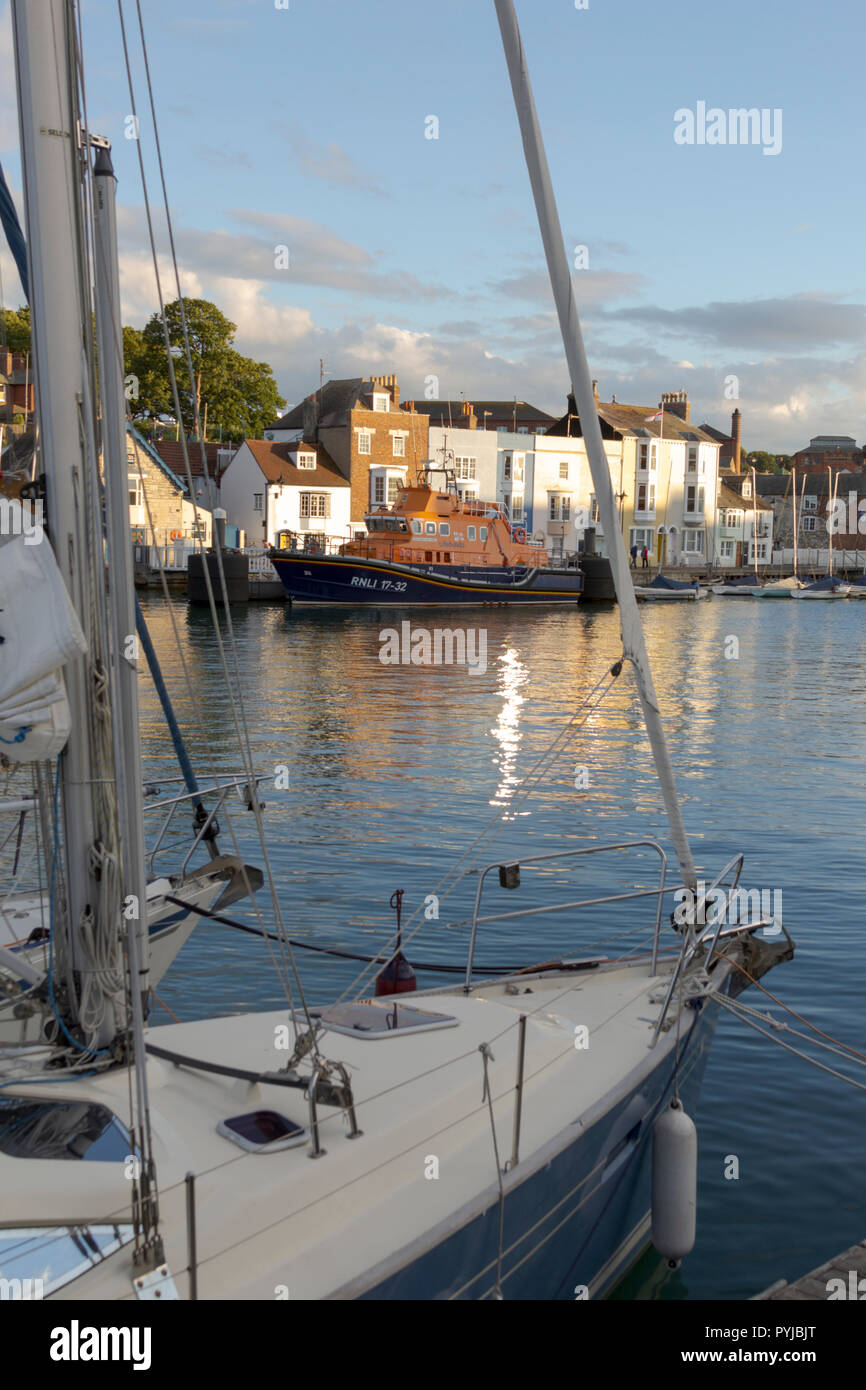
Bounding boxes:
[629,543,638,569]
[641,545,649,569]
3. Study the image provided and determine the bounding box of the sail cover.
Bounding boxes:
[0,534,86,761]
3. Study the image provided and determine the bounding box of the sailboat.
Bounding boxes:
[753,470,803,595]
[0,0,792,1303]
[790,469,850,599]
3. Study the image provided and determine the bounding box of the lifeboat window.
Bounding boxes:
[384,518,398,531]
[438,523,450,536]
[425,522,436,536]
[442,552,451,562]
[467,526,476,541]
[425,551,433,562]
[480,527,488,541]
[410,519,422,534]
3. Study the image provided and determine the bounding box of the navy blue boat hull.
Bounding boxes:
[269,552,583,606]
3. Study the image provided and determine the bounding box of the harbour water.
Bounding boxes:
[139,593,866,1301]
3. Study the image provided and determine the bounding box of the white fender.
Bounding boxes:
[651,1098,697,1265]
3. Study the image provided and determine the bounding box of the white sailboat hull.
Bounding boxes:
[8,955,732,1302]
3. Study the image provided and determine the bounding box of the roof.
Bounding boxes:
[755,469,866,499]
[698,422,732,445]
[265,378,368,431]
[547,399,719,444]
[410,400,555,425]
[718,481,772,511]
[152,439,235,479]
[236,439,350,488]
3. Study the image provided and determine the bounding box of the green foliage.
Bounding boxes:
[125,298,285,440]
[745,451,792,474]
[0,305,31,353]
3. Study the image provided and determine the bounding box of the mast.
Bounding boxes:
[828,466,835,577]
[11,0,115,1025]
[494,0,697,892]
[792,466,798,577]
[93,145,150,1000]
[752,465,759,577]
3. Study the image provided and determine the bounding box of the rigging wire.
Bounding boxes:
[115,0,317,1046]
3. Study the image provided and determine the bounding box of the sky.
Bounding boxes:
[0,0,864,450]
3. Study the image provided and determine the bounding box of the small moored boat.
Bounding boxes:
[635,574,707,601]
[789,576,851,600]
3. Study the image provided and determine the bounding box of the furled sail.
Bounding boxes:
[0,533,87,761]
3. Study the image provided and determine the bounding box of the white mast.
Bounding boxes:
[93,145,150,1001]
[494,0,697,891]
[11,0,107,1009]
[792,466,798,577]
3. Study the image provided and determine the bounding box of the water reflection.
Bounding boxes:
[489,646,528,808]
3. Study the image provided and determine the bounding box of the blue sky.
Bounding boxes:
[1,0,864,449]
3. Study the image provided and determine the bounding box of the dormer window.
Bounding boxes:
[373,393,390,412]
[742,480,752,498]
[297,452,316,470]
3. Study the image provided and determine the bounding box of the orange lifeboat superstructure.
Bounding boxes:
[342,478,549,570]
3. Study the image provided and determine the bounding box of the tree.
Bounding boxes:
[744,451,792,474]
[129,298,285,439]
[0,305,31,353]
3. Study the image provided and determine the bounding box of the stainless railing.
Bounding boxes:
[463,840,669,992]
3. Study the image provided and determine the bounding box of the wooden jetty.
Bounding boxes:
[753,1238,866,1300]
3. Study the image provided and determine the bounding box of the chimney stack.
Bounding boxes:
[591,379,599,404]
[303,392,318,442]
[731,408,742,473]
[660,389,689,422]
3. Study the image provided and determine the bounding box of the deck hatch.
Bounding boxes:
[309,1000,459,1039]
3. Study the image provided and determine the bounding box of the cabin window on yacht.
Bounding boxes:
[683,530,703,553]
[0,1097,132,1161]
[253,493,263,511]
[438,523,450,536]
[392,434,406,457]
[358,431,372,455]
[559,461,569,479]
[300,492,330,518]
[297,453,316,469]
[425,521,436,535]
[467,525,476,541]
[410,519,423,534]
[480,526,488,541]
[455,456,476,480]
[719,539,735,559]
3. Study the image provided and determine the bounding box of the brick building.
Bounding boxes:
[0,350,35,435]
[263,375,429,523]
[791,436,864,475]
